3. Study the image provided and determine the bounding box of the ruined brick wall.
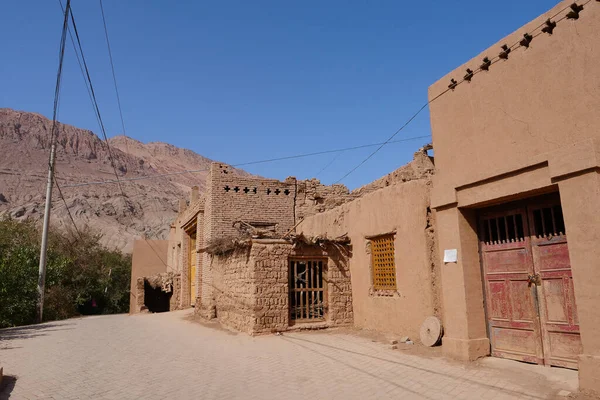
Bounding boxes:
[208,240,353,334]
[133,272,181,313]
[170,275,181,311]
[210,248,256,334]
[251,242,290,334]
[207,163,296,239]
[251,241,353,333]
[293,148,433,220]
[295,180,355,220]
[299,175,440,340]
[351,147,434,197]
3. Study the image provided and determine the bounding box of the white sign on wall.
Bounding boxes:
[443,249,458,263]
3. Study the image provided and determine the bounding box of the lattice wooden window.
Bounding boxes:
[370,234,397,290]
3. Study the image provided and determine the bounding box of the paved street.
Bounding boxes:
[0,310,577,399]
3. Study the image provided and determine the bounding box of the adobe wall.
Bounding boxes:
[428,1,600,394]
[129,239,169,314]
[208,240,353,335]
[428,1,600,209]
[351,148,434,197]
[207,163,296,239]
[133,273,181,313]
[209,248,255,333]
[295,179,355,219]
[299,177,440,341]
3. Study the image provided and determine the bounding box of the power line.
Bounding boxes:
[54,179,83,240]
[98,0,129,152]
[333,0,592,184]
[53,0,590,193]
[314,152,342,179]
[58,0,102,135]
[61,134,432,188]
[333,100,441,184]
[66,6,127,198]
[37,0,72,323]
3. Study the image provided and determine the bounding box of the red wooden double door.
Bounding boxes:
[478,193,582,369]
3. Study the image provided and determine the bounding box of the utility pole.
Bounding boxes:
[36,0,71,323]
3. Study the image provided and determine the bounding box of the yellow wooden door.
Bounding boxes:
[189,232,197,305]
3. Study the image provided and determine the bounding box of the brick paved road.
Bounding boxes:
[0,310,577,399]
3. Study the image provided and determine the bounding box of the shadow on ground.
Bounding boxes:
[0,375,17,399]
[0,322,74,344]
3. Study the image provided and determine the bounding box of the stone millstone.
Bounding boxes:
[420,316,443,347]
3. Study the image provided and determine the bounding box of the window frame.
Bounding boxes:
[368,233,397,291]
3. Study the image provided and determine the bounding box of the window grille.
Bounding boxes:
[370,234,397,290]
[289,259,325,321]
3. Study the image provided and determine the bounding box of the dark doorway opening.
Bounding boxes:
[144,279,171,313]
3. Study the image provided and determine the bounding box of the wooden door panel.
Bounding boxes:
[479,208,543,364]
[542,278,569,324]
[536,241,571,270]
[546,331,582,369]
[484,248,530,274]
[509,280,536,323]
[528,198,581,369]
[491,326,541,364]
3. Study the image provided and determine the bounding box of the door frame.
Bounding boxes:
[184,222,197,307]
[477,192,580,369]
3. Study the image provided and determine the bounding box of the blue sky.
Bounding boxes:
[1,1,559,189]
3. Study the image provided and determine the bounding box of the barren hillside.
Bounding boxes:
[0,108,246,252]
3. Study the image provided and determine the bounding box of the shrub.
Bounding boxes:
[0,217,131,328]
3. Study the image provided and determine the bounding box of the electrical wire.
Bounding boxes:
[66,6,127,198]
[55,179,83,239]
[60,134,432,188]
[333,0,592,184]
[98,0,129,153]
[42,0,84,243]
[52,0,592,193]
[58,0,102,135]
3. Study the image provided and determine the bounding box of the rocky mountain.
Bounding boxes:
[0,108,246,252]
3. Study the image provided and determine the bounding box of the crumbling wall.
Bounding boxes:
[250,242,290,334]
[210,248,256,334]
[129,239,169,314]
[207,240,353,334]
[351,147,434,197]
[299,172,439,340]
[295,180,355,220]
[134,272,181,313]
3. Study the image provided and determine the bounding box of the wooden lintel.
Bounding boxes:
[364,230,396,240]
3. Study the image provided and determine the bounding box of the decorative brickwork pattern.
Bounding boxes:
[208,163,296,239]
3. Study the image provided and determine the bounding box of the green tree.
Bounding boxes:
[0,217,131,328]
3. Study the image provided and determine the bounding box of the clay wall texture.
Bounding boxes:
[129,240,169,314]
[207,163,296,239]
[133,274,181,313]
[428,1,600,394]
[209,241,353,334]
[210,248,255,333]
[299,177,440,341]
[351,149,434,197]
[428,1,600,209]
[295,180,354,220]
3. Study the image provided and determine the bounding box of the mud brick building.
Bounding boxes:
[428,1,600,394]
[132,162,357,332]
[131,1,600,396]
